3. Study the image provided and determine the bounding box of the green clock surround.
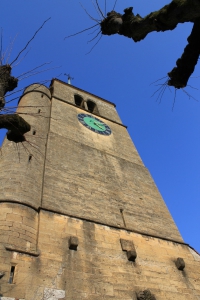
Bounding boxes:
[78,114,111,135]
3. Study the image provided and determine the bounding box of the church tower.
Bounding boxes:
[0,79,199,300]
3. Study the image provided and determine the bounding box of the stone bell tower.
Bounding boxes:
[0,79,199,300]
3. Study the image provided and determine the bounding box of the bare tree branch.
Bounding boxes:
[0,114,31,143]
[100,0,200,88]
[168,18,200,88]
[101,1,200,41]
[0,64,18,108]
[10,17,51,65]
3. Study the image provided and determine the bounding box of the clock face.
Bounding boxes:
[78,114,111,135]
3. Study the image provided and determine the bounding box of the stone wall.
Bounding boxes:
[50,80,121,124]
[42,90,182,241]
[0,84,51,209]
[0,80,199,300]
[1,210,199,299]
[0,203,38,253]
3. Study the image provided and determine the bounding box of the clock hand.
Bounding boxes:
[94,122,104,130]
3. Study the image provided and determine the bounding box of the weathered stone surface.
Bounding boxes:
[41,80,183,241]
[0,271,5,278]
[50,79,121,124]
[0,209,200,299]
[0,203,38,253]
[43,288,65,300]
[0,80,199,300]
[0,298,25,300]
[120,238,135,251]
[0,298,15,300]
[0,84,51,209]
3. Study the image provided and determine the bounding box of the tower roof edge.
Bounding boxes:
[50,78,116,108]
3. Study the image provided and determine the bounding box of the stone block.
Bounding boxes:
[120,238,135,251]
[69,236,79,250]
[120,238,137,261]
[175,257,185,270]
[0,298,15,300]
[43,288,65,300]
[6,213,22,223]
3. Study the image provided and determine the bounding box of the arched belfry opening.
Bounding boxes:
[87,99,99,115]
[74,94,84,107]
[74,95,99,115]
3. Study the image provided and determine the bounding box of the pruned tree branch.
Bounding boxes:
[101,0,200,88]
[0,19,52,143]
[168,17,200,88]
[0,65,18,108]
[101,1,200,41]
[0,64,31,142]
[0,114,31,143]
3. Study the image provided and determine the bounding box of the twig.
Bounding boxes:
[182,88,198,101]
[18,65,61,81]
[172,89,177,111]
[79,2,100,23]
[64,24,99,39]
[96,0,105,19]
[17,62,52,79]
[86,34,102,54]
[88,26,100,36]
[5,80,51,104]
[186,84,198,90]
[150,76,168,86]
[87,30,101,43]
[151,80,168,104]
[3,87,29,98]
[113,0,118,11]
[12,48,31,68]
[91,0,103,20]
[10,17,51,65]
[6,33,18,64]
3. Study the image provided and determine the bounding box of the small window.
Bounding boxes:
[9,266,15,284]
[87,100,99,115]
[74,95,84,107]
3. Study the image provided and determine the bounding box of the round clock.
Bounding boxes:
[78,113,111,135]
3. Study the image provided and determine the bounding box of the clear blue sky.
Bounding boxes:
[1,0,200,252]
